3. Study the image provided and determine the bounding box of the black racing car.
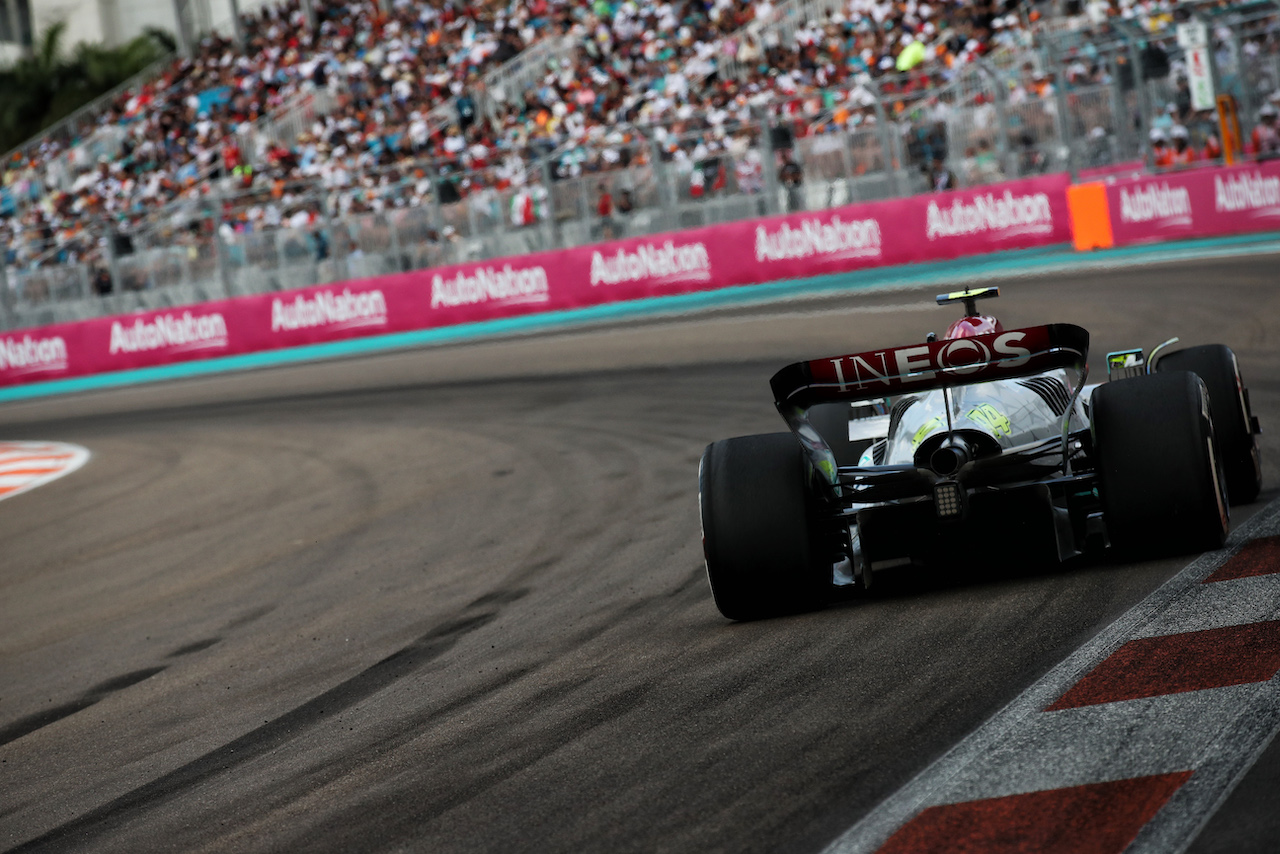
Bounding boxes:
[698,287,1262,620]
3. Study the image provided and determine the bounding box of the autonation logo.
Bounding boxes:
[272,288,388,331]
[109,311,228,355]
[431,265,549,308]
[926,191,1053,240]
[1119,183,1192,224]
[1215,171,1280,215]
[755,216,882,262]
[0,334,68,374]
[589,240,711,286]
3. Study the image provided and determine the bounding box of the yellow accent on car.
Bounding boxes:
[912,416,945,449]
[967,403,1011,436]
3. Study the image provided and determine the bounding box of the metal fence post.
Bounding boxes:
[1128,39,1153,138]
[837,128,857,204]
[213,216,234,297]
[980,65,1014,178]
[0,261,14,331]
[388,211,404,272]
[540,160,556,251]
[1108,57,1134,162]
[104,227,123,299]
[867,81,899,198]
[77,264,92,301]
[759,110,783,215]
[1219,16,1249,129]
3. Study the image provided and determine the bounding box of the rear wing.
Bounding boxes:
[770,324,1089,497]
[770,324,1090,409]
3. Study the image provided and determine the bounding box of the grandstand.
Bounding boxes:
[3,0,1280,329]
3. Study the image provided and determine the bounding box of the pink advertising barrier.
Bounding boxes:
[1105,160,1280,246]
[0,173,1072,388]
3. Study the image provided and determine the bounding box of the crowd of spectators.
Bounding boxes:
[4,0,1279,301]
[1,0,1053,279]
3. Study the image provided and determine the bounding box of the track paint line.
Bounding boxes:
[0,442,89,503]
[874,772,1192,854]
[1203,536,1280,582]
[821,498,1280,854]
[1045,621,1280,711]
[3,232,1280,405]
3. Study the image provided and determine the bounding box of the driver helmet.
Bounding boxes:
[945,314,1004,339]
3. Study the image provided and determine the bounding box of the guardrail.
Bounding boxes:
[0,172,1072,387]
[6,152,1280,389]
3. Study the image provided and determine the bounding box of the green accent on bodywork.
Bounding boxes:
[779,403,842,498]
[967,403,1011,437]
[941,286,998,302]
[912,415,945,450]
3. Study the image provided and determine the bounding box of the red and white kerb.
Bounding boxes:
[823,504,1280,854]
[0,441,90,502]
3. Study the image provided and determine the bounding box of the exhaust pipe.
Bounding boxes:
[929,439,972,477]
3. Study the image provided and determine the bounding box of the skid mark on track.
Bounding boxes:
[467,586,530,610]
[166,638,221,658]
[222,604,277,631]
[290,684,651,851]
[0,667,166,748]
[7,603,508,853]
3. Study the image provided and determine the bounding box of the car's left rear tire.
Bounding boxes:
[699,433,828,620]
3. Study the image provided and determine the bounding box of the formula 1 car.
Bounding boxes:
[699,287,1263,621]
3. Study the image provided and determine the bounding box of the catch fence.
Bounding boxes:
[6,6,1280,330]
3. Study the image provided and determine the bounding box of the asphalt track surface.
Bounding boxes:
[1,255,1279,853]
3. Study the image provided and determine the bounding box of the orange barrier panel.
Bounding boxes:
[1067,182,1114,251]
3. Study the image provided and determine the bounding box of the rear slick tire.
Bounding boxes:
[699,432,827,621]
[1156,344,1262,505]
[1091,371,1228,556]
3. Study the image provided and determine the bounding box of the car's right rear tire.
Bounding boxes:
[1155,344,1261,505]
[699,432,828,620]
[1091,371,1228,555]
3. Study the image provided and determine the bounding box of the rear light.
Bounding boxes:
[933,481,964,519]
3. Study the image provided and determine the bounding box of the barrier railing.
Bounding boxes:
[7,151,1280,383]
[0,172,1073,388]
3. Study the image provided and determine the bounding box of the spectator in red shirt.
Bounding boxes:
[1169,125,1197,168]
[1149,129,1175,169]
[597,182,615,239]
